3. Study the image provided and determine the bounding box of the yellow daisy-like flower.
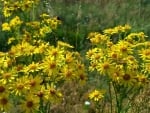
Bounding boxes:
[3,6,14,17]
[39,26,52,37]
[45,85,63,103]
[9,16,23,28]
[42,57,58,76]
[109,65,124,82]
[10,76,29,96]
[0,84,9,97]
[27,75,42,92]
[136,74,149,87]
[97,58,114,76]
[24,62,41,73]
[20,95,40,113]
[0,95,12,112]
[2,23,11,31]
[116,40,133,57]
[61,66,75,80]
[119,70,137,87]
[138,48,150,61]
[89,90,105,102]
[0,71,16,84]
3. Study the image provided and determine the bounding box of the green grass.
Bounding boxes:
[45,0,150,50]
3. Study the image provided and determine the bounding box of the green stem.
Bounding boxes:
[109,82,113,113]
[112,82,121,113]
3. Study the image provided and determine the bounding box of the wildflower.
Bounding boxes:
[0,95,12,112]
[44,17,62,29]
[97,59,114,75]
[125,32,147,44]
[0,71,15,84]
[3,7,14,17]
[89,62,98,71]
[65,52,74,64]
[27,75,42,92]
[2,23,11,31]
[119,70,137,87]
[20,95,40,113]
[109,65,124,82]
[24,62,41,73]
[61,66,75,80]
[89,90,105,102]
[46,47,63,58]
[116,41,133,57]
[136,74,149,86]
[138,48,150,61]
[10,77,29,96]
[0,84,9,97]
[9,16,23,28]
[42,57,58,76]
[21,0,34,11]
[36,86,46,99]
[45,85,62,103]
[39,26,52,37]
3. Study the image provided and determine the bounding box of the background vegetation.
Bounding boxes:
[43,0,150,51]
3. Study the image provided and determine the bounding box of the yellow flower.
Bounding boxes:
[109,65,124,82]
[44,17,62,29]
[27,75,42,92]
[45,84,63,103]
[21,0,34,12]
[20,94,40,113]
[97,58,114,76]
[119,70,137,87]
[2,23,11,31]
[9,16,23,28]
[24,62,41,73]
[89,90,105,102]
[42,57,58,76]
[0,84,9,97]
[138,48,150,61]
[36,86,46,100]
[136,74,149,86]
[0,95,12,112]
[87,32,108,44]
[125,32,147,44]
[61,66,75,80]
[116,40,133,57]
[3,7,14,17]
[10,76,29,96]
[0,71,16,84]
[39,26,52,37]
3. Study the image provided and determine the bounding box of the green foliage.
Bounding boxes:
[47,0,150,50]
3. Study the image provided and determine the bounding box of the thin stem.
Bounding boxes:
[112,82,120,113]
[109,82,113,113]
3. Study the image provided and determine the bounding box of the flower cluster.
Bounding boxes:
[87,25,149,88]
[0,1,86,113]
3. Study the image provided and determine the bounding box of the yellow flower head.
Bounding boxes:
[0,95,12,112]
[9,16,23,28]
[20,94,40,113]
[2,23,11,31]
[89,90,105,102]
